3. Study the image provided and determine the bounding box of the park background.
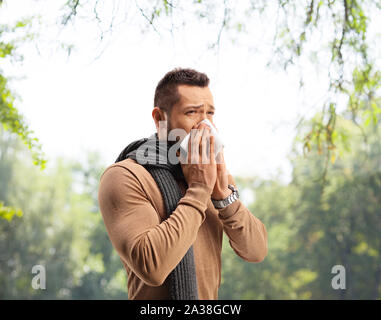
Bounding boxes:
[1,0,381,299]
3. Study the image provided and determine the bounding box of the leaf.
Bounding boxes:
[331,153,336,164]
[0,202,23,221]
[364,115,371,127]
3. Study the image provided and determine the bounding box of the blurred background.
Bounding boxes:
[0,0,380,299]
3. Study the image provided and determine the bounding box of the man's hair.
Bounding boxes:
[154,68,210,118]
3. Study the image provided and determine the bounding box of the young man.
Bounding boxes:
[97,68,268,300]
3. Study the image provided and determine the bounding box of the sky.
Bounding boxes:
[0,0,341,185]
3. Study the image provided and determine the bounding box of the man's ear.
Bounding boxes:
[152,107,167,128]
[152,107,169,139]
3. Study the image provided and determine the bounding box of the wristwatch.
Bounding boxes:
[211,184,240,209]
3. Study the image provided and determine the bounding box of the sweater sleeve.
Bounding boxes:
[217,173,268,263]
[97,165,210,287]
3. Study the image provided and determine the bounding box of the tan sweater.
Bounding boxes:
[98,158,268,300]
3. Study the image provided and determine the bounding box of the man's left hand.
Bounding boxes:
[211,149,231,200]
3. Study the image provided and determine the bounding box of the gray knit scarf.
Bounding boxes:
[115,133,199,300]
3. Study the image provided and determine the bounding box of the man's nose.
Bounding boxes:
[198,110,208,122]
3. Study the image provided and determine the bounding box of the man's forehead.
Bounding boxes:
[177,84,214,104]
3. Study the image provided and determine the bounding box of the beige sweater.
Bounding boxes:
[98,158,268,299]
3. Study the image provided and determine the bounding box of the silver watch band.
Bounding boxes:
[211,184,239,209]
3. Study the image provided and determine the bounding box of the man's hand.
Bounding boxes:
[211,149,231,200]
[180,122,217,195]
[208,122,231,200]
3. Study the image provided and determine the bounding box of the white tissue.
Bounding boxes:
[179,118,224,159]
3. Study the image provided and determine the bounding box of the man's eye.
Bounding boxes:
[186,110,196,114]
[208,112,214,115]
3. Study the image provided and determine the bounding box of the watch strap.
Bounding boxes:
[211,184,239,209]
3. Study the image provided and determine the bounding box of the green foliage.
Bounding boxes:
[1,0,380,299]
[0,201,22,221]
[1,117,381,299]
[219,117,381,299]
[0,16,47,220]
[0,73,46,170]
[265,0,381,178]
[0,129,126,299]
[0,19,46,172]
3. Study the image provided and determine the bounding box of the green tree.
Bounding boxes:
[219,113,381,299]
[0,3,46,220]
[0,129,126,299]
[289,115,381,299]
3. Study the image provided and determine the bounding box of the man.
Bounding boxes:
[97,68,268,300]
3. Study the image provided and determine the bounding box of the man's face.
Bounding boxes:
[168,84,215,136]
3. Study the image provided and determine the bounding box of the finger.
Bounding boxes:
[186,133,191,164]
[190,128,203,164]
[198,128,209,163]
[221,150,226,166]
[188,129,194,164]
[186,128,195,164]
[201,129,210,164]
[210,135,215,165]
[198,125,211,156]
[187,127,198,164]
[216,150,224,167]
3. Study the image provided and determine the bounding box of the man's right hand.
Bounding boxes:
[180,122,217,195]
